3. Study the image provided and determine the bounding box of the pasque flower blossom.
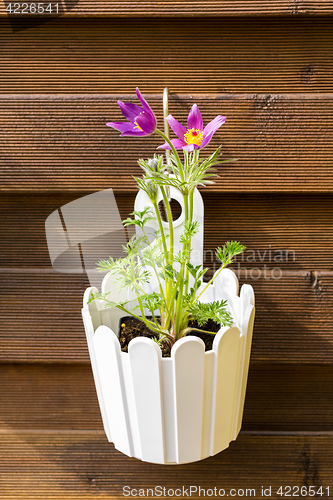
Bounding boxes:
[106,88,157,136]
[158,104,226,151]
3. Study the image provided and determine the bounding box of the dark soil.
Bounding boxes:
[118,316,220,357]
[187,318,221,351]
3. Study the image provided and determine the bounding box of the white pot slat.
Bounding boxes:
[128,338,165,464]
[161,359,177,463]
[120,352,142,459]
[236,304,256,437]
[210,326,243,456]
[93,325,134,458]
[172,337,206,464]
[81,296,111,443]
[201,351,215,459]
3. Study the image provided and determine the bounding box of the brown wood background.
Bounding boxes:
[1,3,333,499]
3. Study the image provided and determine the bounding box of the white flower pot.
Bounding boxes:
[81,188,255,465]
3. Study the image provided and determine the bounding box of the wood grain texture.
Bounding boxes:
[1,17,333,94]
[1,1,333,17]
[1,363,333,432]
[0,432,332,499]
[0,2,332,494]
[2,192,332,270]
[1,94,333,192]
[1,270,333,364]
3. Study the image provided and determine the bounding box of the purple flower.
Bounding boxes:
[106,88,156,136]
[158,104,226,151]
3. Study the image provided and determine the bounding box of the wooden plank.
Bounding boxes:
[245,364,333,432]
[1,192,333,270]
[1,1,333,18]
[0,270,333,364]
[1,17,333,94]
[1,363,332,432]
[0,364,102,429]
[0,432,332,500]
[2,94,333,192]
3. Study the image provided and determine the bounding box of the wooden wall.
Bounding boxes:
[1,3,333,498]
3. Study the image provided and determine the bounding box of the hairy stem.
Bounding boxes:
[194,258,232,303]
[155,129,185,181]
[141,227,166,324]
[184,188,195,297]
[117,304,163,335]
[174,193,188,338]
[160,186,174,267]
[181,326,219,337]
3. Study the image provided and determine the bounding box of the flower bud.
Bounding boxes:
[147,158,160,172]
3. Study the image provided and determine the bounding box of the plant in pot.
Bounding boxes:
[81,88,255,465]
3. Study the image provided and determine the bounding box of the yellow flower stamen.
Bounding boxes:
[184,128,204,146]
[134,121,143,131]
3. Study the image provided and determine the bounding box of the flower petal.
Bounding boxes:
[166,114,187,140]
[136,87,155,116]
[157,138,186,150]
[121,129,148,137]
[135,111,156,134]
[203,115,226,137]
[199,130,215,148]
[106,121,132,133]
[106,121,146,136]
[117,100,143,122]
[183,143,196,152]
[187,104,203,131]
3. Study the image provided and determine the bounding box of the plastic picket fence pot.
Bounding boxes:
[81,188,255,465]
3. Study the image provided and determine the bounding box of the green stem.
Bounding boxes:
[160,186,174,267]
[129,253,160,333]
[155,129,185,182]
[184,189,195,297]
[194,258,232,303]
[174,193,188,338]
[174,262,185,339]
[135,291,162,331]
[164,260,184,334]
[152,201,168,259]
[152,200,172,318]
[117,305,163,335]
[180,327,218,337]
[141,228,167,324]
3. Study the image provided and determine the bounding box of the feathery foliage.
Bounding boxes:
[91,98,245,348]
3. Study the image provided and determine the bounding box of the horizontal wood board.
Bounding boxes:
[1,270,333,364]
[0,433,332,499]
[1,17,333,94]
[1,94,333,192]
[1,363,332,432]
[1,192,333,270]
[2,0,333,17]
